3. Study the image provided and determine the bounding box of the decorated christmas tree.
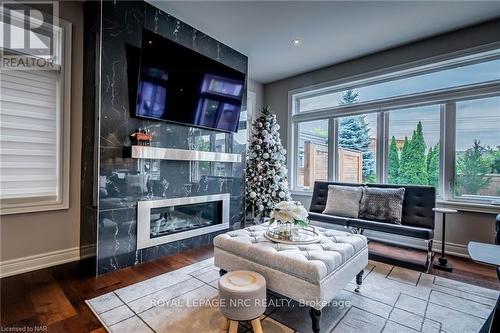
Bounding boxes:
[246,106,291,219]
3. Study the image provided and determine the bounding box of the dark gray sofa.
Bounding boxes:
[309,181,436,271]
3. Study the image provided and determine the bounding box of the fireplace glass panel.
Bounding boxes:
[149,201,222,238]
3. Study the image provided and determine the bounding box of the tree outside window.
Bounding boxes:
[387,105,440,190]
[338,90,376,183]
[455,97,500,199]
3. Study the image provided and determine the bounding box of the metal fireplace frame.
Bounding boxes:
[137,193,230,250]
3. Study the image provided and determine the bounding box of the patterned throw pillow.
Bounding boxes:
[322,185,364,218]
[359,187,406,224]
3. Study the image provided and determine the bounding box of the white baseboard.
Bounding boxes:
[0,247,80,278]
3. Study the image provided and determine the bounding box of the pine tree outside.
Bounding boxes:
[337,90,376,183]
[388,105,440,191]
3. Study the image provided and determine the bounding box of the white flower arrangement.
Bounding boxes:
[269,201,309,228]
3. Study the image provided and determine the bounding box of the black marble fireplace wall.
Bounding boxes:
[80,0,248,275]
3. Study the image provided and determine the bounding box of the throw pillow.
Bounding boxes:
[322,185,363,218]
[359,187,405,224]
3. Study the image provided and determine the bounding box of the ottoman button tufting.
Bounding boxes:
[219,271,266,333]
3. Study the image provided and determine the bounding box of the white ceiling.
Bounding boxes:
[148,1,500,83]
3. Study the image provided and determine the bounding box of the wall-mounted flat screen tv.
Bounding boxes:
[134,29,246,133]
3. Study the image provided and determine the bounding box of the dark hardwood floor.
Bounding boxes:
[1,243,498,332]
[0,245,214,332]
[369,241,500,290]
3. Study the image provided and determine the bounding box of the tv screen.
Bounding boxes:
[135,30,246,133]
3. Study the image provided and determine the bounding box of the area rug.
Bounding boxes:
[87,258,499,333]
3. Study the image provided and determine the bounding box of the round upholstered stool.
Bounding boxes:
[219,270,266,333]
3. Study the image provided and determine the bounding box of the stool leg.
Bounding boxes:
[222,317,230,331]
[229,320,238,333]
[251,318,263,333]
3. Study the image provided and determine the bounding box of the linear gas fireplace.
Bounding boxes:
[137,194,230,250]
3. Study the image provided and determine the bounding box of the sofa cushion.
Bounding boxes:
[359,187,405,224]
[308,211,349,226]
[349,218,433,239]
[309,181,361,214]
[322,185,363,218]
[213,224,367,284]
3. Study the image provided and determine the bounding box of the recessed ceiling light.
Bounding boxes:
[292,39,301,46]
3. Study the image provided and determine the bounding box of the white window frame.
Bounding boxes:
[288,44,500,213]
[0,16,72,215]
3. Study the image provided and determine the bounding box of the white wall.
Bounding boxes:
[265,19,500,257]
[0,2,83,277]
[248,78,265,116]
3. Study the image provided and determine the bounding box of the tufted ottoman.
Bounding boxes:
[214,224,368,333]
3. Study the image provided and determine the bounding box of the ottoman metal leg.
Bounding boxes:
[355,270,364,292]
[219,269,227,277]
[309,308,322,333]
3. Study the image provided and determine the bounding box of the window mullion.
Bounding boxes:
[378,111,388,184]
[292,122,299,189]
[330,118,338,181]
[441,102,456,200]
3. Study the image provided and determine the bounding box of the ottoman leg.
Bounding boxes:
[355,270,364,292]
[222,317,230,331]
[219,269,227,277]
[251,318,263,333]
[228,320,238,333]
[309,308,321,333]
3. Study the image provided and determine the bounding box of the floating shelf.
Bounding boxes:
[131,146,242,163]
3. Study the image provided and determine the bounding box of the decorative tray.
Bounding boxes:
[264,225,321,245]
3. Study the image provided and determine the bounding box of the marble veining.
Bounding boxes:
[81,0,248,275]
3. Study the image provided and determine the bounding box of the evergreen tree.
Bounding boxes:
[398,122,428,185]
[246,106,291,219]
[485,145,500,174]
[388,136,400,184]
[337,89,375,180]
[456,140,492,195]
[398,137,410,184]
[426,146,433,176]
[427,142,440,189]
[339,89,359,105]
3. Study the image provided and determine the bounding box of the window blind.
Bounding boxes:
[0,69,60,200]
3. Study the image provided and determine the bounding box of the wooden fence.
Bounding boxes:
[298,141,363,187]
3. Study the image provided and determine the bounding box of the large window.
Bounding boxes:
[298,51,500,112]
[290,48,500,207]
[296,120,329,189]
[0,10,71,214]
[455,97,500,201]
